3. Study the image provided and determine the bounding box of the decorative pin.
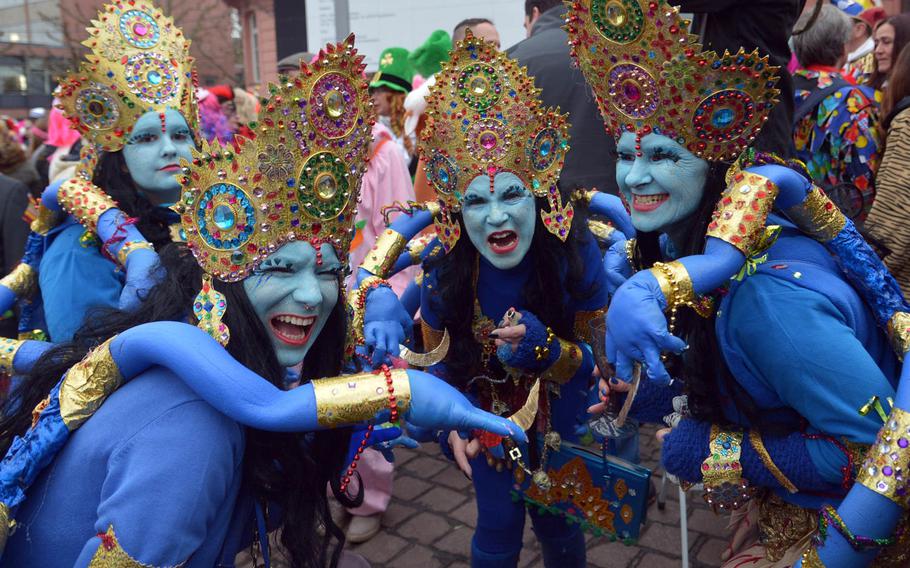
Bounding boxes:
[193,275,230,346]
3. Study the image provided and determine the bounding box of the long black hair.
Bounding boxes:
[635,162,774,432]
[425,188,596,387]
[0,243,355,567]
[92,150,178,249]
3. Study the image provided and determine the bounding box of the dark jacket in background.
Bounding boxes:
[507,5,619,195]
[678,0,804,159]
[0,174,30,338]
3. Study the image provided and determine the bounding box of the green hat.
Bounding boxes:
[370,47,415,93]
[408,30,452,77]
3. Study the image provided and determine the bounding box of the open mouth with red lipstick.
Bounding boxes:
[487,230,519,254]
[632,193,669,212]
[269,314,317,346]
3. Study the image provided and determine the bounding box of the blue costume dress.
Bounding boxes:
[419,235,607,565]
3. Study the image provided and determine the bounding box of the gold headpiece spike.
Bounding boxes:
[175,35,373,285]
[55,0,198,156]
[565,0,780,161]
[419,29,572,249]
[508,378,541,431]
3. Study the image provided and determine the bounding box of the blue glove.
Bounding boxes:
[495,310,551,372]
[363,286,413,367]
[604,238,633,296]
[606,270,685,385]
[745,164,811,210]
[589,191,636,239]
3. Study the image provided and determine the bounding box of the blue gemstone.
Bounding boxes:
[213,205,235,230]
[711,108,735,129]
[438,168,449,184]
[540,140,552,157]
[147,71,162,85]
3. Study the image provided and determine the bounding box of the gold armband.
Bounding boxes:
[541,336,584,385]
[30,204,58,235]
[573,307,607,345]
[0,338,24,374]
[785,187,846,243]
[706,172,778,255]
[57,178,119,235]
[586,219,615,241]
[572,188,599,205]
[650,261,714,318]
[702,425,753,511]
[116,241,156,267]
[313,368,411,427]
[748,430,798,494]
[0,264,37,299]
[90,525,149,567]
[887,312,910,360]
[59,336,123,430]
[361,228,408,277]
[857,407,910,509]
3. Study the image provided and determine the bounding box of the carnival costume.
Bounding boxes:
[0,0,198,343]
[0,36,523,567]
[565,0,910,564]
[352,31,623,567]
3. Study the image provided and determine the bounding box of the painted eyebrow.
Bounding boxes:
[260,257,294,269]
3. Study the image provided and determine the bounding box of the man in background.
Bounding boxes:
[453,17,501,49]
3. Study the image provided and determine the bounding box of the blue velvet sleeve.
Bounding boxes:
[72,399,244,566]
[725,275,895,484]
[39,224,123,342]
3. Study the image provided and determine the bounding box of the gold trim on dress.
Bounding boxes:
[89,525,158,567]
[748,430,798,494]
[785,188,847,243]
[312,369,411,428]
[59,337,123,430]
[540,337,583,385]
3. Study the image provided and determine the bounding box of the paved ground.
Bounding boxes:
[344,424,730,567]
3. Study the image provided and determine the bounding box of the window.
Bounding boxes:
[247,10,260,85]
[0,57,26,95]
[0,0,63,47]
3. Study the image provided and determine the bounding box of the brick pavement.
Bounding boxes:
[345,424,731,567]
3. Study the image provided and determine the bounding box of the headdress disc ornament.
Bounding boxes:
[565,0,780,161]
[175,35,373,283]
[55,0,198,156]
[419,31,574,250]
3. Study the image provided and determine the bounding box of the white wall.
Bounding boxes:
[306,0,527,70]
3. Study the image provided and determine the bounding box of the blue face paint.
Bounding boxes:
[462,172,536,270]
[242,241,341,368]
[122,108,195,206]
[615,132,708,234]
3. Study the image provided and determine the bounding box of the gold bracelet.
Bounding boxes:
[706,172,779,255]
[0,264,37,299]
[624,237,639,272]
[572,188,599,205]
[650,261,696,312]
[702,425,754,511]
[57,179,119,235]
[347,276,391,345]
[573,306,607,345]
[748,430,798,494]
[785,187,846,243]
[800,546,827,567]
[586,219,616,242]
[361,228,408,278]
[30,204,58,235]
[312,368,411,427]
[887,312,910,360]
[0,338,24,374]
[857,407,910,509]
[541,336,584,385]
[116,241,156,267]
[59,336,123,430]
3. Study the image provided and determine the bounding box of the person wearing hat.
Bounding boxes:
[276,51,316,77]
[370,47,417,170]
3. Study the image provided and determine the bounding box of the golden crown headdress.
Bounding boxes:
[54,0,198,155]
[173,35,373,345]
[419,31,574,251]
[565,0,780,161]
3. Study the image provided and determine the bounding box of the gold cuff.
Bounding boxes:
[361,228,408,278]
[800,546,827,568]
[116,241,156,267]
[857,407,910,509]
[57,179,118,235]
[706,172,779,255]
[702,425,753,511]
[313,368,411,427]
[748,430,798,494]
[573,306,607,345]
[0,338,24,374]
[887,312,910,360]
[586,219,616,241]
[30,204,58,235]
[0,264,37,299]
[90,525,149,567]
[59,337,123,430]
[785,188,846,243]
[572,188,599,205]
[541,337,584,385]
[650,261,696,312]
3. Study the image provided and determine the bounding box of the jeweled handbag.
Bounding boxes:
[514,439,651,543]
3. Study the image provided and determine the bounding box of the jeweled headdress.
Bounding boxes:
[565,0,780,161]
[419,31,574,250]
[174,36,373,344]
[54,0,198,156]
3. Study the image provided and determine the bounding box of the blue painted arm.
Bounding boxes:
[400,278,421,317]
[588,191,635,239]
[355,209,434,285]
[0,225,53,315]
[10,341,53,374]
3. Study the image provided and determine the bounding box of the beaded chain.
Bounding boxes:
[815,505,898,551]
